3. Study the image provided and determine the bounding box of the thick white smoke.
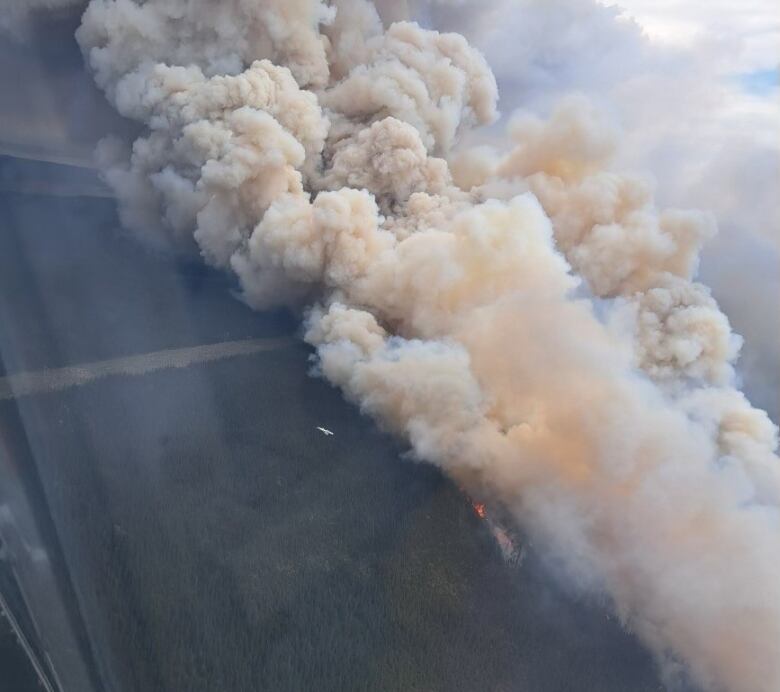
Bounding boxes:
[70,1,780,690]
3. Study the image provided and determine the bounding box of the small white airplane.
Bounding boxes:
[315,426,335,436]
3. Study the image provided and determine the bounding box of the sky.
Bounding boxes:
[600,0,780,72]
[599,0,780,419]
[407,0,779,420]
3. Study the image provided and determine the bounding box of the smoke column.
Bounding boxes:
[68,1,780,690]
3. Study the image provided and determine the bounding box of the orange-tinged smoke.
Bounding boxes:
[71,1,780,690]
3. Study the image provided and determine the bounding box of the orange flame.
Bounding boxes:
[472,502,487,519]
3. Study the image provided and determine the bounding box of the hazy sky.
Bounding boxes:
[601,0,779,71]
[597,0,779,418]
[412,0,779,419]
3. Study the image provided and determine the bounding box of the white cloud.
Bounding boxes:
[600,0,780,72]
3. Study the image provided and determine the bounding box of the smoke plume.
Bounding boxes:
[69,1,780,690]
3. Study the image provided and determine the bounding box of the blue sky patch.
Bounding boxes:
[734,68,779,95]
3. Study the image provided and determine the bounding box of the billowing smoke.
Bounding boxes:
[67,1,780,690]
[420,0,780,422]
